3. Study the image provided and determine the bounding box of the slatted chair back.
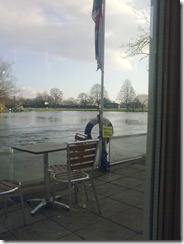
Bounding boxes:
[67,139,99,171]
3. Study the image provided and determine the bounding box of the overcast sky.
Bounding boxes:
[0,0,150,101]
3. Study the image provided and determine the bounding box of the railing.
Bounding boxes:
[0,133,147,184]
[109,133,147,164]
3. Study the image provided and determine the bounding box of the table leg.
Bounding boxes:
[43,153,50,201]
[28,153,69,215]
[27,153,50,215]
[30,199,47,215]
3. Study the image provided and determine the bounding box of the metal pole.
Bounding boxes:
[98,0,108,171]
[99,0,105,137]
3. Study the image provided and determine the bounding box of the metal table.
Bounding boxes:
[12,142,69,215]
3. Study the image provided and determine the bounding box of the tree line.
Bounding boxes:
[0,59,148,112]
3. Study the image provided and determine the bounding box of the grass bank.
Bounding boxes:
[1,107,148,113]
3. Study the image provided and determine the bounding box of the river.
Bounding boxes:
[0,110,147,150]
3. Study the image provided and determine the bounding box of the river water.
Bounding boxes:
[0,111,147,150]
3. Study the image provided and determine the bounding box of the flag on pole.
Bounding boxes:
[92,0,103,71]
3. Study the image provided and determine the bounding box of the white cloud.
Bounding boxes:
[18,86,46,99]
[0,0,143,70]
[0,0,150,100]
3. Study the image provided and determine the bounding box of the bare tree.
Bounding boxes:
[33,91,51,107]
[89,83,108,108]
[136,94,148,111]
[0,59,17,103]
[121,8,150,61]
[117,79,136,111]
[78,92,89,107]
[63,97,77,107]
[50,88,63,107]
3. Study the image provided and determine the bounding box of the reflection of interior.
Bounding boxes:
[143,0,180,240]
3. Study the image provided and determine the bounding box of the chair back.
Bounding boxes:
[67,139,99,171]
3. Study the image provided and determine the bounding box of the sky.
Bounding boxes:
[0,0,150,102]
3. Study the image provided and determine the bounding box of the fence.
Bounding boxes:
[0,133,147,184]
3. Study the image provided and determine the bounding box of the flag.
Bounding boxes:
[92,0,103,71]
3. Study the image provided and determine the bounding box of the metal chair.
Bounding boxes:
[52,139,101,214]
[0,179,26,225]
[48,133,88,175]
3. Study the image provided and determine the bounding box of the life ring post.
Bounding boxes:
[84,116,113,171]
[98,139,110,171]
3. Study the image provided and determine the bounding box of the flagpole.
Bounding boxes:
[99,0,105,138]
[97,0,107,171]
[92,0,109,171]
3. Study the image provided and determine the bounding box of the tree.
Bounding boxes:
[121,8,150,61]
[89,83,108,108]
[117,79,136,111]
[34,93,46,107]
[0,59,17,103]
[50,88,63,107]
[78,93,89,108]
[103,97,112,107]
[63,97,77,107]
[136,94,148,112]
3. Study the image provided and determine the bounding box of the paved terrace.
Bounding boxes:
[0,158,145,241]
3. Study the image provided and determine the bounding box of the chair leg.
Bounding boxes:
[4,195,7,218]
[68,181,72,209]
[19,187,26,225]
[52,180,56,203]
[83,180,89,201]
[74,182,78,204]
[90,178,101,214]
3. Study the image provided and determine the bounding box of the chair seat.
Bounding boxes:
[48,164,67,173]
[54,170,89,183]
[0,179,21,195]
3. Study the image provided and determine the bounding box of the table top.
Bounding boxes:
[12,142,67,154]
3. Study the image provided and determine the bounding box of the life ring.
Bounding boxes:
[84,116,113,142]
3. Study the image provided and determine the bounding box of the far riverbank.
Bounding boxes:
[1,107,148,113]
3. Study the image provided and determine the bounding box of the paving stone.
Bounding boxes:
[51,208,102,232]
[111,189,144,207]
[131,171,145,180]
[128,233,143,240]
[133,183,145,193]
[95,182,126,197]
[57,232,84,241]
[85,197,131,218]
[0,231,17,240]
[110,207,143,233]
[96,172,123,182]
[112,176,144,188]
[74,218,136,241]
[0,224,8,234]
[10,219,70,240]
[112,166,141,176]
[0,209,26,231]
[131,162,146,169]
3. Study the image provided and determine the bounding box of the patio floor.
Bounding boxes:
[0,158,145,241]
